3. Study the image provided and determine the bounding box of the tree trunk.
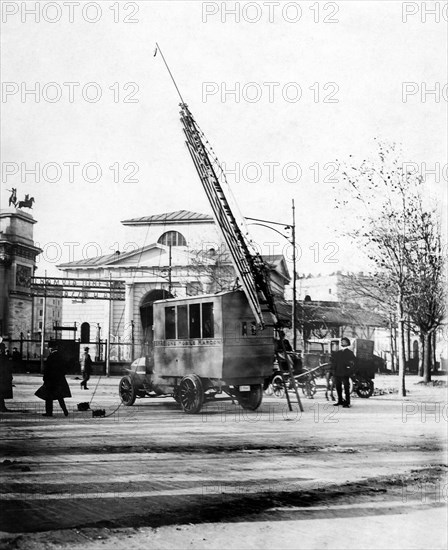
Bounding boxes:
[432,331,437,372]
[418,334,424,377]
[389,321,395,372]
[405,316,411,363]
[423,332,431,383]
[397,300,406,397]
[401,321,407,372]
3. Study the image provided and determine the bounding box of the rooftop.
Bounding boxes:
[121,210,213,226]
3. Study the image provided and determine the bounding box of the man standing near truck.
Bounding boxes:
[331,337,355,408]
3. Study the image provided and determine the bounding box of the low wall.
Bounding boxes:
[11,359,131,376]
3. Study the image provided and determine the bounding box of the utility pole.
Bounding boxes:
[39,272,47,374]
[168,244,172,294]
[245,200,298,349]
[106,274,112,377]
[291,199,297,350]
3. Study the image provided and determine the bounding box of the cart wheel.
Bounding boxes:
[179,374,204,414]
[272,375,285,398]
[238,384,263,410]
[303,377,317,399]
[355,378,374,398]
[119,375,136,406]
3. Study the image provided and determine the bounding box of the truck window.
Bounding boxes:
[202,302,214,338]
[165,306,176,339]
[177,305,188,339]
[189,303,201,338]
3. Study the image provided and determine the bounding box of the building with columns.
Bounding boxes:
[0,209,41,339]
[57,210,290,361]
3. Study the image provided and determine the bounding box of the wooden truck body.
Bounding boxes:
[119,290,274,413]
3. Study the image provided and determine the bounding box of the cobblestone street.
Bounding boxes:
[0,373,446,549]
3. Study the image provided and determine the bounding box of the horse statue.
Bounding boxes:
[17,195,35,209]
[7,188,17,207]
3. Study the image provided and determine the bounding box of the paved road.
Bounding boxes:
[0,374,446,549]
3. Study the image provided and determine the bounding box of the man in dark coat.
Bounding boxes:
[80,347,93,390]
[331,337,356,408]
[274,331,302,376]
[0,348,13,412]
[36,343,71,416]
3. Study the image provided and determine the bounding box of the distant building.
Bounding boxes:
[31,296,63,335]
[295,272,345,302]
[293,272,424,369]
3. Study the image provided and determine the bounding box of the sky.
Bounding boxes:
[1,0,446,278]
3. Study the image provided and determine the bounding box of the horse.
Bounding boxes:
[17,196,35,209]
[316,362,335,401]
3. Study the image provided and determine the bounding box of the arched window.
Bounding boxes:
[158,231,187,247]
[80,322,90,343]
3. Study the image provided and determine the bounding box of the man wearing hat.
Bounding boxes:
[80,347,93,390]
[35,342,71,416]
[331,337,356,408]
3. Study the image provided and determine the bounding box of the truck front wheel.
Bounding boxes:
[119,375,137,406]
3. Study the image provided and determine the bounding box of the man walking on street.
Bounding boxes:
[35,342,71,416]
[331,337,355,408]
[80,347,92,390]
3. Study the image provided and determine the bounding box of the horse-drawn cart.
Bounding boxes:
[300,338,381,399]
[119,290,274,413]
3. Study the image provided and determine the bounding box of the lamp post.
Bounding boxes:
[26,330,30,366]
[39,278,47,374]
[292,199,297,351]
[246,199,298,349]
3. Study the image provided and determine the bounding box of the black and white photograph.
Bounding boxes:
[0,1,447,548]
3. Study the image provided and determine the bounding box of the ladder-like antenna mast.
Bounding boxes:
[154,43,185,104]
[155,45,279,328]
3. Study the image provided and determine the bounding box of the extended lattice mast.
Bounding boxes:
[155,44,278,328]
[181,104,279,327]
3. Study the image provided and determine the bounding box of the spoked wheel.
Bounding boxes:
[264,376,274,395]
[355,378,374,398]
[179,374,204,414]
[302,377,317,399]
[237,384,263,410]
[119,375,136,406]
[272,375,286,398]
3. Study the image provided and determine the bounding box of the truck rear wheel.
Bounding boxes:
[238,384,263,410]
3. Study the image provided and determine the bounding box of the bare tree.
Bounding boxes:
[339,272,413,373]
[187,246,236,294]
[402,201,445,382]
[336,140,444,395]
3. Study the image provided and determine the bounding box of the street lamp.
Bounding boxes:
[246,199,298,349]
